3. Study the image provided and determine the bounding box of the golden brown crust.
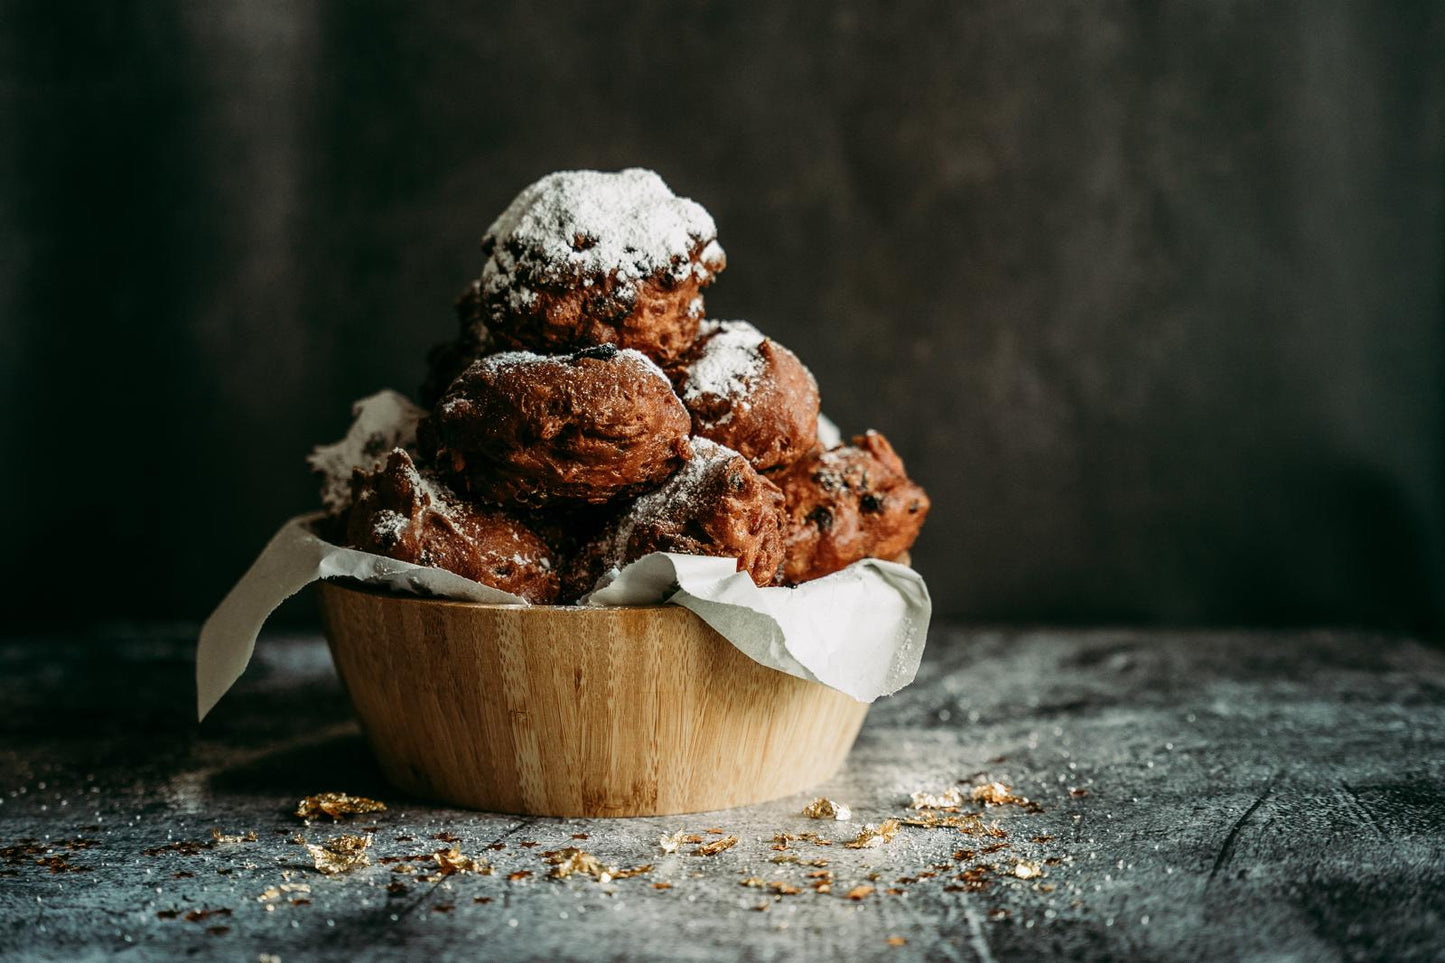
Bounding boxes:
[564,438,786,599]
[345,449,560,603]
[672,321,819,471]
[431,345,692,507]
[773,431,930,583]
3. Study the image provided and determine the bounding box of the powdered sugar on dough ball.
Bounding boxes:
[474,169,727,365]
[612,437,740,550]
[433,343,692,506]
[680,320,769,408]
[482,168,723,291]
[673,320,820,472]
[345,448,560,603]
[563,437,786,598]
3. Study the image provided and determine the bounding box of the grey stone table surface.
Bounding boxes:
[1,625,1442,962]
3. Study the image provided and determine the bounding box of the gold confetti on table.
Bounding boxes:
[305,834,372,875]
[295,793,388,822]
[801,797,853,821]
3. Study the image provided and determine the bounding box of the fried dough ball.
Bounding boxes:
[564,437,785,599]
[773,431,930,583]
[475,169,725,365]
[345,448,560,603]
[432,344,692,506]
[671,320,819,471]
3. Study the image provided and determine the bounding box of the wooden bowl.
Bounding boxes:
[317,581,869,817]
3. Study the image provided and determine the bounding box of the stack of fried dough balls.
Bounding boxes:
[337,169,929,604]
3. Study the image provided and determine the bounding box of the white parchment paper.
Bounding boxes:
[195,391,932,718]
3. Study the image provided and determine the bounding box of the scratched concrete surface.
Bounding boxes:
[1,627,1442,961]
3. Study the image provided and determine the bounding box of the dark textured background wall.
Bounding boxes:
[2,1,1442,631]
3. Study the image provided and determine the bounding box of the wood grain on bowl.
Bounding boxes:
[318,582,868,817]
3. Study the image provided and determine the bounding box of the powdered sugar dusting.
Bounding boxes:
[465,346,672,388]
[307,391,425,514]
[480,169,723,310]
[615,346,672,386]
[682,320,768,405]
[476,349,548,373]
[606,437,738,563]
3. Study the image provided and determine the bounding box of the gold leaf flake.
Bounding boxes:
[295,793,388,822]
[256,883,311,903]
[771,831,833,849]
[420,847,492,881]
[739,877,765,888]
[844,884,876,900]
[612,864,653,880]
[658,830,703,854]
[887,936,908,946]
[769,854,799,864]
[544,847,615,882]
[1012,860,1044,880]
[909,787,965,810]
[900,811,987,833]
[694,836,738,856]
[971,781,1040,811]
[210,829,258,845]
[801,797,852,821]
[843,820,899,849]
[305,835,372,875]
[767,881,801,895]
[545,849,607,881]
